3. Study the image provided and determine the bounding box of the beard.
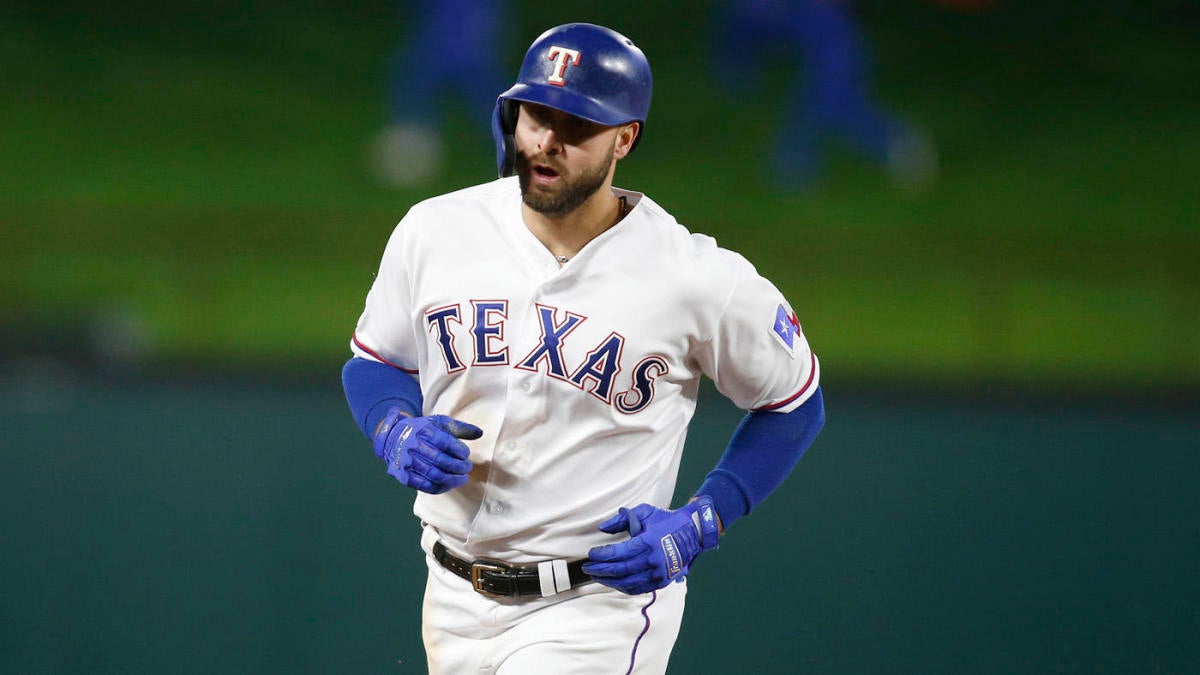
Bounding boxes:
[517,145,614,217]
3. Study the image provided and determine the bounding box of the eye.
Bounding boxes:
[518,104,547,130]
[560,116,604,142]
[566,117,592,134]
[519,104,603,142]
[520,104,550,129]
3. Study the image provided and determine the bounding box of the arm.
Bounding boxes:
[341,356,482,494]
[696,386,826,531]
[341,356,423,441]
[585,387,825,593]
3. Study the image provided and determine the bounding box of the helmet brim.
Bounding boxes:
[499,82,639,128]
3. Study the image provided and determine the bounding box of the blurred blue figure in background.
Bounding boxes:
[714,0,938,190]
[372,0,512,187]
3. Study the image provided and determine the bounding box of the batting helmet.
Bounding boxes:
[491,23,653,177]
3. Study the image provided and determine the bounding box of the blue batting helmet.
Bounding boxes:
[491,23,653,177]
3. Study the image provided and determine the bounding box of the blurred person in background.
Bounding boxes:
[371,0,512,187]
[713,0,939,190]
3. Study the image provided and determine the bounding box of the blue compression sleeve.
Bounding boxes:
[695,387,825,529]
[341,357,423,440]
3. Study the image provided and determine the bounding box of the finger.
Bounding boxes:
[616,568,667,593]
[410,475,442,494]
[431,415,484,440]
[628,503,659,524]
[412,442,473,475]
[423,473,469,495]
[597,510,630,534]
[412,454,472,485]
[422,425,477,456]
[594,576,650,595]
[587,543,634,563]
[408,457,448,486]
[589,575,629,592]
[581,555,652,579]
[624,507,644,536]
[586,537,650,563]
[420,428,474,461]
[409,464,468,494]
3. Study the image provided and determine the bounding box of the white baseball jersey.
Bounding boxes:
[351,176,819,564]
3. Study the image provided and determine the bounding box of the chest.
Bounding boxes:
[409,255,706,414]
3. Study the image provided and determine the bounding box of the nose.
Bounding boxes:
[536,127,562,155]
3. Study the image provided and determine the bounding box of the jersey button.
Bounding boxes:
[487,501,507,515]
[520,382,532,393]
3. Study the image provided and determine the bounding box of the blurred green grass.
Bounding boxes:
[2,1,1197,388]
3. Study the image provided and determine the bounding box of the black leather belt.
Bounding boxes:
[432,541,591,598]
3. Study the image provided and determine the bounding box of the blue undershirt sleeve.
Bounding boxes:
[695,386,825,530]
[341,357,423,440]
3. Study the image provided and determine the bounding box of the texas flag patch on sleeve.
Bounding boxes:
[770,302,802,358]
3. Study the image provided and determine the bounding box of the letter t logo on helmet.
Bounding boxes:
[546,46,582,86]
[491,23,654,177]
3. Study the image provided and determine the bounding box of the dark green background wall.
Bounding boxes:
[3,376,1197,673]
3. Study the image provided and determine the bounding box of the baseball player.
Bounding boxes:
[342,23,825,674]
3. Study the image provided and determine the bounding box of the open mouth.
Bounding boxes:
[533,164,560,180]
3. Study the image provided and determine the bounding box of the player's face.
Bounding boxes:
[514,103,619,217]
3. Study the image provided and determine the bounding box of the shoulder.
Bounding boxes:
[626,191,757,280]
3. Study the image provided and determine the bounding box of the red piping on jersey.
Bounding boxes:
[352,333,418,374]
[756,351,817,412]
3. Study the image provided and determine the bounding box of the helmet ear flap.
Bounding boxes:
[493,99,521,178]
[500,98,520,133]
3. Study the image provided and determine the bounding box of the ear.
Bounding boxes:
[613,122,640,160]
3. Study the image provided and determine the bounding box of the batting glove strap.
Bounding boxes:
[690,495,721,552]
[371,406,409,463]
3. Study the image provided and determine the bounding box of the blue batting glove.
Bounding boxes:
[372,406,483,495]
[583,496,720,595]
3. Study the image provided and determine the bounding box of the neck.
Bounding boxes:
[522,186,626,262]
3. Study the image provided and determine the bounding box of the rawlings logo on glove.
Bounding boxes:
[583,496,720,595]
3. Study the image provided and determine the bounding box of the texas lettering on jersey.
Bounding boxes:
[425,300,667,415]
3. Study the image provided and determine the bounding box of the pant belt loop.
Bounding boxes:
[535,559,574,597]
[552,559,571,593]
[537,561,556,597]
[420,524,440,555]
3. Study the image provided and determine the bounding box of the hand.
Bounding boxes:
[583,496,720,595]
[372,407,483,494]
